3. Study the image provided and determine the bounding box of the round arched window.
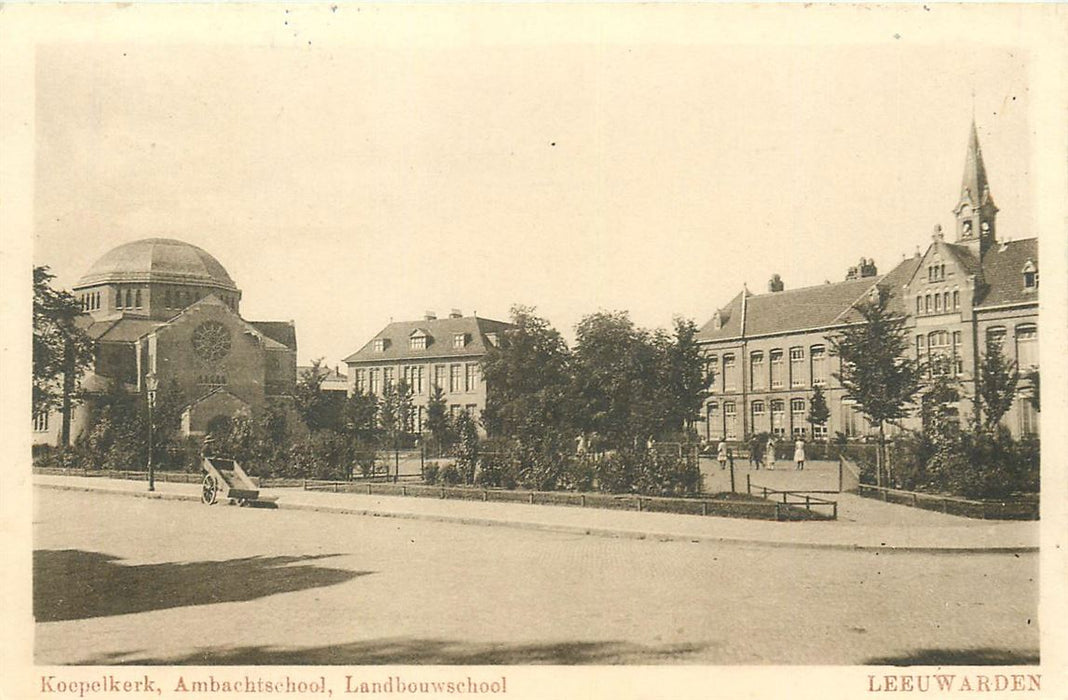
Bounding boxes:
[192,321,232,362]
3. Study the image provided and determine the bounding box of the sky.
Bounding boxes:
[31,18,1034,369]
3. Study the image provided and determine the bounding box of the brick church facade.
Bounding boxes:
[33,238,297,445]
[697,122,1038,442]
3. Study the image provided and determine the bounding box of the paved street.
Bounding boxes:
[34,488,1037,665]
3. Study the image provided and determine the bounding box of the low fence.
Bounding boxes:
[299,479,831,521]
[745,476,839,520]
[855,484,1039,520]
[34,466,830,521]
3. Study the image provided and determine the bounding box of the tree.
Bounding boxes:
[974,341,1019,432]
[481,305,573,455]
[425,385,451,454]
[453,411,480,484]
[572,310,669,448]
[341,390,379,443]
[33,266,95,446]
[807,385,830,438]
[378,379,413,481]
[828,288,922,486]
[661,316,712,436]
[294,358,344,432]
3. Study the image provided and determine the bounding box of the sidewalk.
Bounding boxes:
[33,473,1038,553]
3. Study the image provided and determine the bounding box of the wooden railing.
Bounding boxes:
[855,484,1038,520]
[745,476,838,520]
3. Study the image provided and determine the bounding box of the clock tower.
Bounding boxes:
[952,120,998,257]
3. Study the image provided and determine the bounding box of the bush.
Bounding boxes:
[286,431,354,481]
[439,462,461,485]
[422,463,440,485]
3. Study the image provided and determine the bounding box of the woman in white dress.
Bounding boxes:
[766,437,776,470]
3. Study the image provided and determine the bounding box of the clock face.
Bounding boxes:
[192,321,232,362]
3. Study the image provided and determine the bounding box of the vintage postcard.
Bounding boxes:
[2,4,1066,699]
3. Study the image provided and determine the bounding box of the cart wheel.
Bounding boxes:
[202,475,218,505]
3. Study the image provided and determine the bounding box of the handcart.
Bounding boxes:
[201,455,274,507]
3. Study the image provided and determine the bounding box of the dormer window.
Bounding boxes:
[373,338,388,353]
[485,332,499,347]
[1022,260,1038,290]
[409,330,429,350]
[453,333,468,349]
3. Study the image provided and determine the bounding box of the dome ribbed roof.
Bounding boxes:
[75,238,238,291]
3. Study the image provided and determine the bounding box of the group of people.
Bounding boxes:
[715,435,807,471]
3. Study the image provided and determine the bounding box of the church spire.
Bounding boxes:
[960,119,991,207]
[953,119,998,255]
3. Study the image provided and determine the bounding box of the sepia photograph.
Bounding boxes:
[2,4,1066,699]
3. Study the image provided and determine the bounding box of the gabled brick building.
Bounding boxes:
[697,122,1038,441]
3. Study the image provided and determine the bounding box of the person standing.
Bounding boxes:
[717,439,728,470]
[748,434,763,470]
[766,436,776,470]
[794,437,806,470]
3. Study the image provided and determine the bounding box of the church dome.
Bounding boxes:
[75,238,238,291]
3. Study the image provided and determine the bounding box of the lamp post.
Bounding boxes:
[145,373,159,492]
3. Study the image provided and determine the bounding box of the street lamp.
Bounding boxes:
[145,373,159,492]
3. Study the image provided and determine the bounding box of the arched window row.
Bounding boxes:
[916,288,960,316]
[710,345,829,392]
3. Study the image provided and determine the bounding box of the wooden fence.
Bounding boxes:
[855,483,1039,520]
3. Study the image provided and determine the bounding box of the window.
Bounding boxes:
[465,404,477,416]
[706,402,719,439]
[724,401,738,439]
[197,373,227,387]
[750,352,765,390]
[125,289,133,309]
[412,365,424,394]
[373,338,387,352]
[723,354,737,392]
[928,331,950,375]
[789,347,805,387]
[1022,260,1038,290]
[751,399,768,431]
[916,334,926,358]
[453,333,467,349]
[953,290,960,309]
[354,369,366,393]
[450,364,462,392]
[706,356,719,391]
[952,331,963,375]
[934,293,941,312]
[770,350,784,388]
[841,399,860,438]
[465,363,479,392]
[770,400,785,436]
[116,288,124,309]
[925,294,931,313]
[916,296,922,315]
[434,365,446,391]
[135,289,142,309]
[485,333,499,347]
[1016,325,1037,369]
[368,369,380,394]
[810,346,827,386]
[383,367,394,391]
[450,404,462,419]
[409,334,427,350]
[943,291,950,311]
[986,326,1006,350]
[1019,398,1038,435]
[33,412,49,432]
[791,398,805,415]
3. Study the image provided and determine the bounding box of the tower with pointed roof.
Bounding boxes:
[952,120,998,256]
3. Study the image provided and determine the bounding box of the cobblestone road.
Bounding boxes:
[34,488,1038,665]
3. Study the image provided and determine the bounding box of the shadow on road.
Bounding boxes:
[866,648,1039,666]
[80,638,710,665]
[34,549,369,622]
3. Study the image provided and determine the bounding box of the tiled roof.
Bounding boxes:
[250,321,297,351]
[942,243,981,277]
[297,364,348,391]
[975,238,1039,308]
[344,316,514,364]
[89,318,165,343]
[695,292,744,342]
[698,257,923,342]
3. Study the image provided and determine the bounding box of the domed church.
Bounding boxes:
[35,238,297,444]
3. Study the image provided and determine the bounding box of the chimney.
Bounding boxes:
[424,310,437,321]
[860,257,878,278]
[449,308,463,319]
[768,274,784,293]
